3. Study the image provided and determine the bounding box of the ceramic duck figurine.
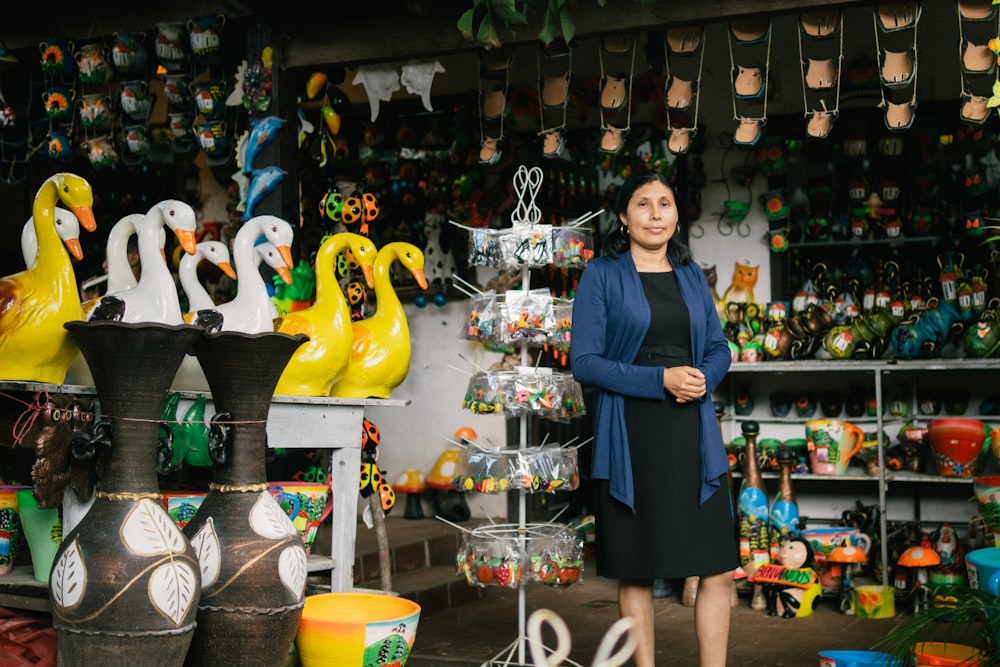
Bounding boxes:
[20,209,81,269]
[88,199,198,324]
[79,213,156,319]
[0,172,97,383]
[180,240,237,315]
[274,232,377,396]
[199,214,295,333]
[329,241,428,399]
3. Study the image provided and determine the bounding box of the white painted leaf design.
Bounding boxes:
[149,560,198,626]
[50,537,86,610]
[189,517,221,587]
[121,498,188,556]
[278,544,308,598]
[249,491,297,540]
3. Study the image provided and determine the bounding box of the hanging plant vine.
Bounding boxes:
[457,0,655,49]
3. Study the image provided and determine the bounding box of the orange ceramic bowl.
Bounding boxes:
[296,592,421,667]
[927,418,987,477]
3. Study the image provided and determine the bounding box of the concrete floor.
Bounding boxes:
[353,519,921,667]
[405,573,904,667]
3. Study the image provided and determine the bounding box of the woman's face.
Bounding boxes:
[621,180,678,252]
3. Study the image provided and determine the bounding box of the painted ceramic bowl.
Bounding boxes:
[296,592,421,667]
[927,418,988,477]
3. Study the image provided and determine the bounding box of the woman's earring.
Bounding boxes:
[620,224,628,236]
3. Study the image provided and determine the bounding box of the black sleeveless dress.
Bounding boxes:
[595,271,739,580]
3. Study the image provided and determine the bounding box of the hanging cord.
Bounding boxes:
[663,28,706,133]
[728,24,771,124]
[797,13,844,121]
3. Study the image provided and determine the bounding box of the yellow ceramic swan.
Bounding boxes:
[88,199,198,324]
[0,172,96,383]
[205,214,295,333]
[329,241,428,399]
[274,232,377,396]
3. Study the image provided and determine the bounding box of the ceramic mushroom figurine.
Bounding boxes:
[393,470,426,520]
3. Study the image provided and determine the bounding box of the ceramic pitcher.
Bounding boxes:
[805,419,865,475]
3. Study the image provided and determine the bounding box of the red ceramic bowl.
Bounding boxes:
[927,418,988,477]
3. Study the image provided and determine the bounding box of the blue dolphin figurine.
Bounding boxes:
[241,115,285,174]
[242,166,286,221]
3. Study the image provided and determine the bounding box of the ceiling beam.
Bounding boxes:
[282,0,873,69]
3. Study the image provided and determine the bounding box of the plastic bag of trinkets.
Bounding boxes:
[460,290,500,343]
[528,525,584,587]
[500,223,554,269]
[467,227,504,268]
[556,377,587,421]
[456,524,526,588]
[504,369,563,419]
[456,444,514,493]
[462,371,504,415]
[499,288,554,346]
[550,300,573,354]
[513,445,580,494]
[551,226,594,269]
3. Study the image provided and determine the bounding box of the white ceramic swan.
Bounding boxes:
[20,209,81,269]
[88,199,198,324]
[202,214,294,333]
[180,240,237,314]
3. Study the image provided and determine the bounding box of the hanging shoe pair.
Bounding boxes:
[733,117,765,146]
[875,3,921,32]
[882,99,916,132]
[806,109,837,139]
[879,48,916,88]
[734,65,766,100]
[599,124,628,155]
[800,9,840,39]
[804,58,838,91]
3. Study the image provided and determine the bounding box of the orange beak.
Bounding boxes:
[217,261,237,280]
[360,264,374,289]
[174,228,198,255]
[276,265,293,285]
[71,206,97,232]
[64,238,83,261]
[277,244,294,269]
[410,268,428,290]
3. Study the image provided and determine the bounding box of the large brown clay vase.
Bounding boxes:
[182,331,309,667]
[52,321,203,667]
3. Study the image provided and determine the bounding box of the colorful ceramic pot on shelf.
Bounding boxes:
[927,417,989,477]
[14,488,61,583]
[0,485,29,575]
[805,419,865,475]
[268,481,331,555]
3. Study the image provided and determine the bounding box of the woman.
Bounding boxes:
[570,169,737,667]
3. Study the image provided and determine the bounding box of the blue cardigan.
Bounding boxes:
[570,252,732,512]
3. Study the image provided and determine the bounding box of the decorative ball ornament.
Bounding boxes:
[320,190,344,223]
[342,196,364,226]
[346,281,366,307]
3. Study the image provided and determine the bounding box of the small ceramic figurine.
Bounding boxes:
[751,537,822,618]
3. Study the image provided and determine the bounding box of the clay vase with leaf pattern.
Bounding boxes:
[181,330,309,666]
[51,321,203,666]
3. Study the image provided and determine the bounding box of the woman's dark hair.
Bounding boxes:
[602,169,692,265]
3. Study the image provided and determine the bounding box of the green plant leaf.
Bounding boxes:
[560,8,575,45]
[539,6,557,46]
[478,14,502,49]
[457,8,476,41]
[988,79,1000,109]
[492,0,528,27]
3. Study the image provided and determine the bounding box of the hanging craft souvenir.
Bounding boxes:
[39,38,76,79]
[536,40,571,158]
[154,23,186,72]
[798,10,843,139]
[597,33,635,155]
[873,3,920,132]
[74,43,111,85]
[728,19,771,146]
[664,25,705,155]
[188,14,225,68]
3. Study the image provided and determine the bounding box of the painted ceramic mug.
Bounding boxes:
[120,80,154,122]
[75,42,112,84]
[82,135,119,169]
[965,546,1000,595]
[193,120,230,160]
[111,31,146,72]
[190,80,227,120]
[120,124,151,160]
[154,22,187,71]
[163,73,191,107]
[805,419,865,475]
[47,130,73,161]
[39,38,76,77]
[78,93,113,128]
[42,85,75,122]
